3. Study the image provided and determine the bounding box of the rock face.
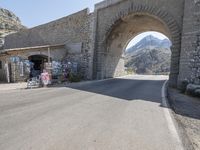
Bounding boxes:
[126,35,171,53]
[125,35,171,75]
[0,8,25,49]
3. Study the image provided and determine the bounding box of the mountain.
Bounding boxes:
[125,35,171,75]
[125,35,171,55]
[0,8,25,49]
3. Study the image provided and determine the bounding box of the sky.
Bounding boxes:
[0,0,103,28]
[0,1,168,47]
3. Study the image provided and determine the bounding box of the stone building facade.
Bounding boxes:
[179,0,200,86]
[0,0,199,89]
[0,9,95,82]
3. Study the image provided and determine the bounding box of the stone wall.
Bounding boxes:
[93,0,184,87]
[178,0,200,88]
[4,9,89,49]
[3,9,95,80]
[2,0,200,88]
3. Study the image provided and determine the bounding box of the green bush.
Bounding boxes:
[68,73,81,82]
[126,68,135,75]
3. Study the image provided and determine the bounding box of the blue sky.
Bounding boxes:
[0,0,103,27]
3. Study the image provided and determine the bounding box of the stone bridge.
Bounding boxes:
[93,0,200,89]
[0,0,200,89]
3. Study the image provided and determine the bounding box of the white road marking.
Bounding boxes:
[162,80,184,150]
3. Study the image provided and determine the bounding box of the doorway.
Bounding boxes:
[28,55,48,78]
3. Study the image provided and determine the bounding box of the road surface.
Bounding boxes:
[0,75,181,150]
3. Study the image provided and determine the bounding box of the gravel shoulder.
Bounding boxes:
[168,87,200,150]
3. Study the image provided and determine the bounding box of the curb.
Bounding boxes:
[167,88,196,150]
[0,83,27,92]
[162,80,185,150]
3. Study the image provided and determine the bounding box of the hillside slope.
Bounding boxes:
[125,35,171,75]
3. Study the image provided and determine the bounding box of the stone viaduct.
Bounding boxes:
[0,0,200,89]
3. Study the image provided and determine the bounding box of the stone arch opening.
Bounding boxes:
[96,10,181,87]
[124,31,172,75]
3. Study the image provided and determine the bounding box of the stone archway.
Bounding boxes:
[104,14,172,78]
[94,2,182,87]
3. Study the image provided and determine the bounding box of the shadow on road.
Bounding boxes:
[63,78,200,120]
[65,78,165,103]
[168,87,200,120]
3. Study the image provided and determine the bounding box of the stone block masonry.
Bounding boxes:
[178,0,200,88]
[0,0,200,89]
[3,9,95,80]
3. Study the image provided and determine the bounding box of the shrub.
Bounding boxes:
[126,68,135,75]
[68,73,81,82]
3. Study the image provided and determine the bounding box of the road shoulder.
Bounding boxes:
[167,87,200,150]
[162,81,184,150]
[0,82,27,91]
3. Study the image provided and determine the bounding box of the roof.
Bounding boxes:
[0,44,65,54]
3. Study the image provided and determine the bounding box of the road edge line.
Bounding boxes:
[162,80,185,150]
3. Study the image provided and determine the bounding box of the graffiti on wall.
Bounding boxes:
[9,56,32,77]
[8,56,79,82]
[51,60,78,79]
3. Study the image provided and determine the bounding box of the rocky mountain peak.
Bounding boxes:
[0,8,20,22]
[125,35,171,54]
[125,35,172,75]
[0,7,26,49]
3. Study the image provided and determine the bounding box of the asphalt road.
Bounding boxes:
[0,75,181,150]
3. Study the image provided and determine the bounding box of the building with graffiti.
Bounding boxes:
[0,9,93,83]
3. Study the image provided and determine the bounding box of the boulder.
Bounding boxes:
[186,84,200,97]
[194,89,200,97]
